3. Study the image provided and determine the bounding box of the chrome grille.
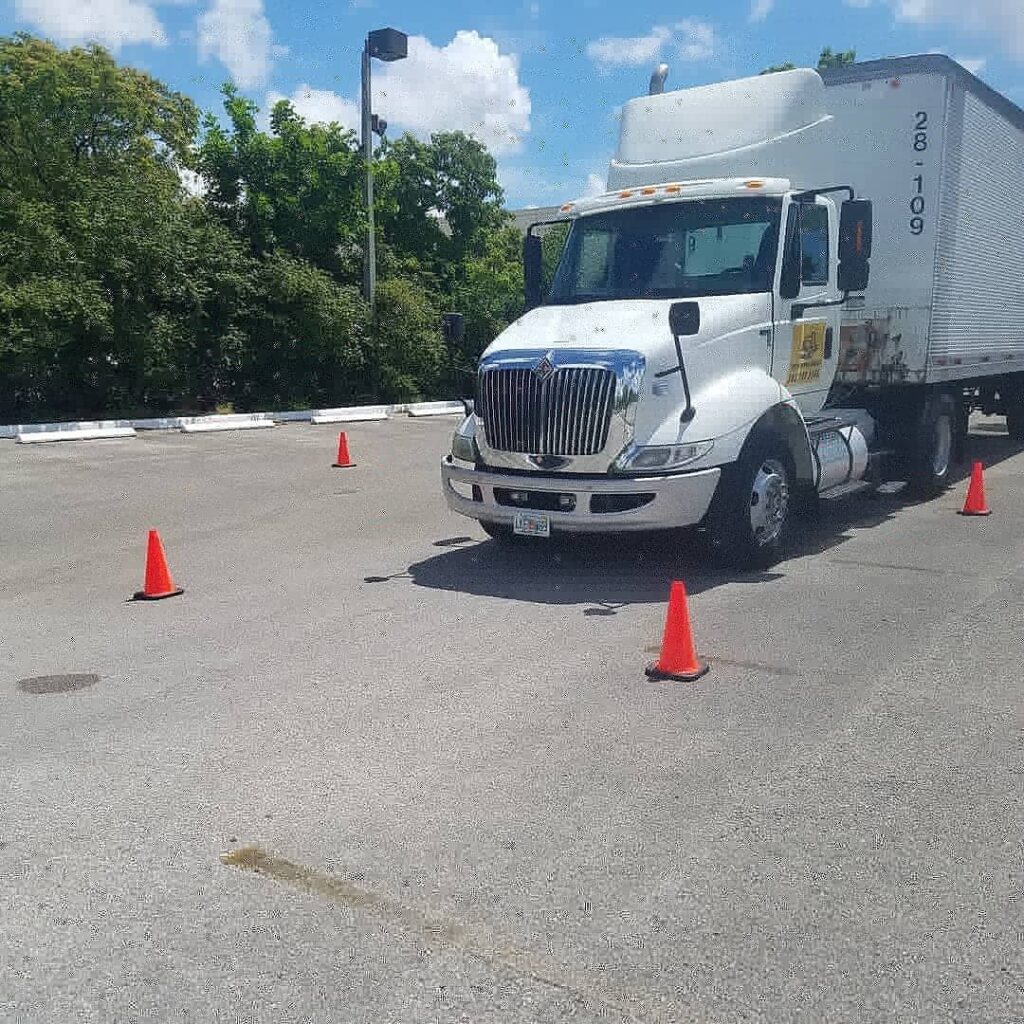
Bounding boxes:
[479,366,617,456]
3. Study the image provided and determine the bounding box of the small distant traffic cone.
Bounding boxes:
[959,460,991,516]
[132,530,184,601]
[332,431,356,468]
[646,581,708,682]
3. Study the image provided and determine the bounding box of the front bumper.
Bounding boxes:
[441,457,721,533]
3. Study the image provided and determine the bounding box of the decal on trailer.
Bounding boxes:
[786,321,827,385]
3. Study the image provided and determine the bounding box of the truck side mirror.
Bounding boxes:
[523,233,543,310]
[779,205,801,300]
[442,312,465,345]
[838,199,872,293]
[668,301,700,336]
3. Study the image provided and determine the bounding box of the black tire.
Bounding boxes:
[480,520,515,543]
[1005,390,1024,442]
[707,434,795,571]
[906,392,957,496]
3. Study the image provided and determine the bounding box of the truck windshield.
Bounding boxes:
[547,197,782,304]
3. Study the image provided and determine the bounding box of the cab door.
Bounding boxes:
[770,196,841,415]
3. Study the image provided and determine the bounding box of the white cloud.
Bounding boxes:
[197,0,278,89]
[14,0,168,49]
[529,1,540,18]
[676,19,715,61]
[849,1,1023,60]
[372,31,531,156]
[499,165,606,206]
[749,0,775,24]
[177,166,207,196]
[267,84,361,131]
[586,26,672,70]
[955,56,986,74]
[262,32,530,157]
[585,20,714,70]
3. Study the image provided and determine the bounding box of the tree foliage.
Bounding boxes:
[0,33,527,421]
[761,46,856,75]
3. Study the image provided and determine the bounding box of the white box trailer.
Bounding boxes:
[441,56,1024,569]
[609,55,1024,389]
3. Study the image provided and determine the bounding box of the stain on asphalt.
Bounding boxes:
[220,844,671,1023]
[16,673,99,694]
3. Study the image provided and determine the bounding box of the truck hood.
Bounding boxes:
[491,299,681,357]
[480,293,781,468]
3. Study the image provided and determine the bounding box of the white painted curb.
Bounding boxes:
[406,401,468,417]
[180,419,275,434]
[2,399,472,438]
[3,419,132,438]
[16,427,137,444]
[311,405,389,424]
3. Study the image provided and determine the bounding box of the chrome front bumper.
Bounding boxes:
[441,457,721,533]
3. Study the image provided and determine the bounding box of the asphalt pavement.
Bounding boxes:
[1,416,1022,1024]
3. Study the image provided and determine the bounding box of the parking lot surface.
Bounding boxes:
[2,416,1023,1023]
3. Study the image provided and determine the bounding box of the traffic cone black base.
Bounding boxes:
[645,662,710,683]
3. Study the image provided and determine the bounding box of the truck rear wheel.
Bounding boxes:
[906,392,958,496]
[708,436,794,571]
[1005,389,1024,441]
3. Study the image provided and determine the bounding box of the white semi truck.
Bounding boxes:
[441,55,1024,568]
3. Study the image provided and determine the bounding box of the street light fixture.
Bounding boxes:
[361,27,408,310]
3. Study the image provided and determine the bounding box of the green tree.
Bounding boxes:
[0,33,197,202]
[372,276,445,401]
[761,47,856,75]
[236,252,370,409]
[0,33,251,418]
[817,47,857,70]
[450,222,524,366]
[377,131,507,274]
[198,87,365,281]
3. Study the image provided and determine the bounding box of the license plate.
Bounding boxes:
[513,512,550,538]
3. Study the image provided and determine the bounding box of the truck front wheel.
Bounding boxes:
[708,437,794,571]
[480,520,515,543]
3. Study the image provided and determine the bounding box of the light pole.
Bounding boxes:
[361,27,407,311]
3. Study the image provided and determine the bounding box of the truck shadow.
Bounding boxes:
[394,427,1023,612]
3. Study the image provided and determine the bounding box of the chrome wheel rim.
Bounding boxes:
[932,414,952,478]
[749,458,789,547]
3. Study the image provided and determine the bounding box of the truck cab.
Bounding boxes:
[442,176,873,567]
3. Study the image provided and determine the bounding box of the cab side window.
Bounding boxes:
[800,203,829,287]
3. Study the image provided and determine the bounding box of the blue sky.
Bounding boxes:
[3,0,1023,208]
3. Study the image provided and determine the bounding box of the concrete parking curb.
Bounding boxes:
[180,419,276,434]
[310,405,389,424]
[406,401,468,417]
[15,427,138,444]
[2,399,469,439]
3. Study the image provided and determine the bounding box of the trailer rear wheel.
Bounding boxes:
[907,392,957,496]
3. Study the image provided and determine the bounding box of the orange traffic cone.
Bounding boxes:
[132,530,184,601]
[332,431,356,468]
[959,460,991,516]
[646,581,708,682]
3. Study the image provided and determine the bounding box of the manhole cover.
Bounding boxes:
[16,673,99,694]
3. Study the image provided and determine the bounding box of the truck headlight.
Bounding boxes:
[615,440,714,473]
[450,414,478,463]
